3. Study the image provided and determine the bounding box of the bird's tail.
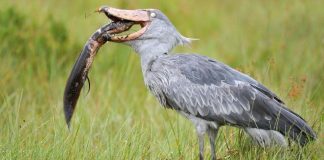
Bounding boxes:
[274,106,317,146]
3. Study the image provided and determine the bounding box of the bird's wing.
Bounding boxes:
[178,54,284,104]
[147,54,315,144]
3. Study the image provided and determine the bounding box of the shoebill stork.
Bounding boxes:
[64,6,317,160]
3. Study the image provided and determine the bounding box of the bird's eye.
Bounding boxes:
[150,12,156,18]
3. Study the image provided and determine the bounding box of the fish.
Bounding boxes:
[63,21,134,128]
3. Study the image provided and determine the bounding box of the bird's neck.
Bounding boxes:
[139,49,167,74]
[133,40,172,74]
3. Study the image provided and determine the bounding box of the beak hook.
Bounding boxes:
[95,6,109,13]
[95,6,111,19]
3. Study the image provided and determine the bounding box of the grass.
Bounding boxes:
[0,0,323,159]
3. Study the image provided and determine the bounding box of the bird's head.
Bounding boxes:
[97,6,192,54]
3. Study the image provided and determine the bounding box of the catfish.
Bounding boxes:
[63,21,133,128]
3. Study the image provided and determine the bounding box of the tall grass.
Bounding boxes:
[0,0,323,159]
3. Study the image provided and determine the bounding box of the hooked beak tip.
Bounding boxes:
[96,6,109,13]
[95,7,102,13]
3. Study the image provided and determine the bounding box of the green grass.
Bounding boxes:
[0,0,323,159]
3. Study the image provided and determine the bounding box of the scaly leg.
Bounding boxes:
[198,132,204,160]
[207,127,218,160]
[196,124,207,160]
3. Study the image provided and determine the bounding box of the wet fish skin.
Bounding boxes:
[63,23,112,128]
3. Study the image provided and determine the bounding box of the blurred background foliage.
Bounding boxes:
[0,0,323,159]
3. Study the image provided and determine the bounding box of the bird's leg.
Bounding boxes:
[196,124,207,160]
[207,127,218,160]
[198,133,204,160]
